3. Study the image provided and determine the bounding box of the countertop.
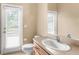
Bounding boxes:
[33,36,79,55]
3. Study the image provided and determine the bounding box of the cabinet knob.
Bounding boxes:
[34,46,39,49]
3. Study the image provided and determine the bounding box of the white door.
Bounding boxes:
[1,4,23,54]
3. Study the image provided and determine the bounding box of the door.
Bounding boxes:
[1,4,23,54]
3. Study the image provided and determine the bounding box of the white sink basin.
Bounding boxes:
[42,39,71,52]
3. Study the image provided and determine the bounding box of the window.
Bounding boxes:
[48,11,57,35]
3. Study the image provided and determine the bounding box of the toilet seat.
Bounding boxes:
[22,43,33,54]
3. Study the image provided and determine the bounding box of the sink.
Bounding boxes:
[42,38,71,52]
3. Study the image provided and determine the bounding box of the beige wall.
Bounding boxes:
[38,3,79,36]
[22,3,79,42]
[37,3,48,36]
[37,3,58,36]
[38,3,79,38]
[18,3,79,42]
[23,4,38,43]
[58,3,79,37]
[48,3,57,11]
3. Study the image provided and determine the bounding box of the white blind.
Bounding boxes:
[48,11,57,35]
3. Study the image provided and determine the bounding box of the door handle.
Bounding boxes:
[4,27,6,30]
[3,27,6,33]
[3,31,6,33]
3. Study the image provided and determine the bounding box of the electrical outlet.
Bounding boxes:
[24,25,28,28]
[24,38,28,41]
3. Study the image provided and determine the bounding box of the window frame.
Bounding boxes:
[48,10,58,35]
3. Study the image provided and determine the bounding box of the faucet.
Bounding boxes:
[56,36,60,42]
[67,34,71,38]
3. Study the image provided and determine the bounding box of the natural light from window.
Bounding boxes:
[48,11,57,35]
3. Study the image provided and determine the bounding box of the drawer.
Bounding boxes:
[33,48,41,55]
[33,42,49,55]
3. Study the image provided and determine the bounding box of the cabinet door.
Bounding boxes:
[33,42,49,55]
[33,48,40,55]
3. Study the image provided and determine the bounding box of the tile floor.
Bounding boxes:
[5,51,25,55]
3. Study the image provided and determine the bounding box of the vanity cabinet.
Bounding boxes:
[33,41,49,55]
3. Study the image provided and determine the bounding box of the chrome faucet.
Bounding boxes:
[67,34,71,38]
[56,36,60,42]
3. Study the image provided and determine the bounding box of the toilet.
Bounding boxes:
[22,43,33,55]
[22,36,39,55]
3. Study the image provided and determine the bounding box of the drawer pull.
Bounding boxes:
[35,47,39,49]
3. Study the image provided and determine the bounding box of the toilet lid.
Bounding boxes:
[23,47,33,50]
[22,43,33,48]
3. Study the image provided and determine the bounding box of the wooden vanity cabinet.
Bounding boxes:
[33,41,49,55]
